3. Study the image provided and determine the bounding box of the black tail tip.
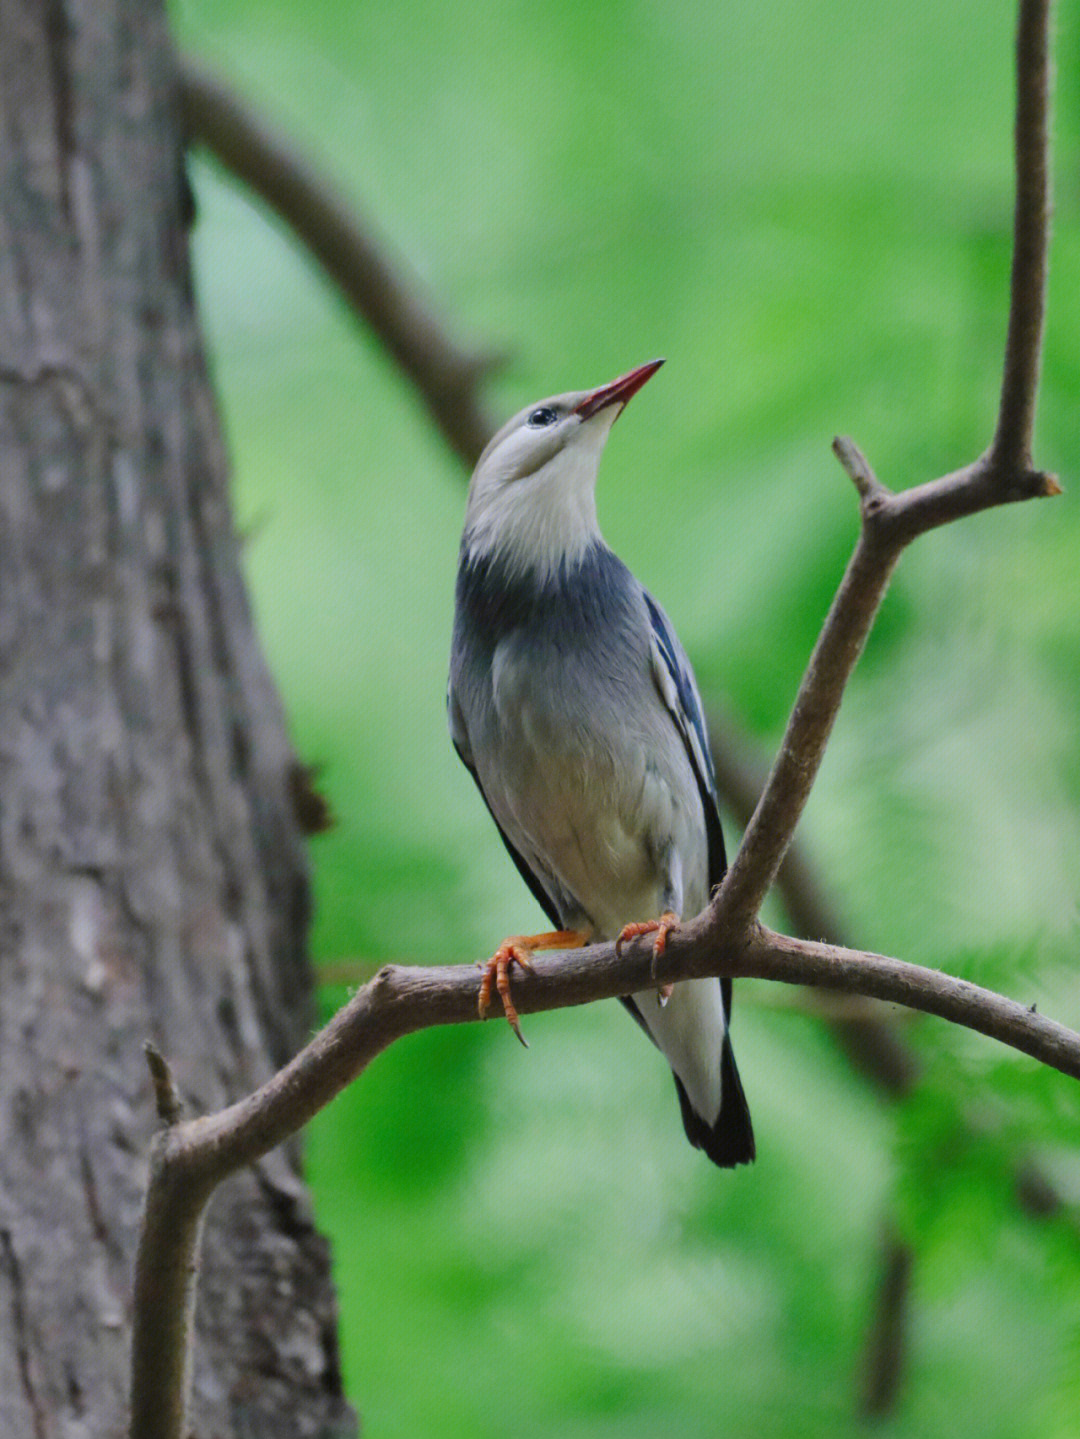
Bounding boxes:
[673,1039,755,1169]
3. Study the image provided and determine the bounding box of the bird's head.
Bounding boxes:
[462,359,664,583]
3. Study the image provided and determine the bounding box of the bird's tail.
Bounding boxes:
[672,1035,755,1168]
[623,977,755,1169]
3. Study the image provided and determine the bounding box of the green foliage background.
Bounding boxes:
[172,1,1080,1433]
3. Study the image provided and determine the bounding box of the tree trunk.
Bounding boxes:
[0,2,355,1433]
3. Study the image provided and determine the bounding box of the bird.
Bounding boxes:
[448,359,754,1168]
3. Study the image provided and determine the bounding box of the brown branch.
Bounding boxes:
[319,952,914,1022]
[135,926,1080,1421]
[143,1042,184,1126]
[132,925,1080,1435]
[715,526,903,934]
[735,928,1079,1074]
[131,926,1080,1423]
[130,1149,207,1439]
[297,934,1079,1092]
[992,0,1053,471]
[715,451,1058,937]
[177,57,497,467]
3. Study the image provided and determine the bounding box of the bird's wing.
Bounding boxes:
[639,593,756,1167]
[641,589,734,1018]
[642,590,727,888]
[448,682,563,930]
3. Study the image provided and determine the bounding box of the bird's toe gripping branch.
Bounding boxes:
[615,910,681,1005]
[478,930,590,1046]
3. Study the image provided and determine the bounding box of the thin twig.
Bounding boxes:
[708,709,1076,1188]
[130,1138,208,1439]
[832,435,889,509]
[992,0,1053,471]
[319,951,916,1022]
[143,1041,183,1126]
[716,528,903,934]
[178,57,498,467]
[739,926,1079,1075]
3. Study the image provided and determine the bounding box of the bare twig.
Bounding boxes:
[715,454,1058,936]
[178,57,498,467]
[131,929,1080,1423]
[992,0,1053,471]
[715,526,905,934]
[143,1042,183,1126]
[832,436,888,508]
[722,928,1079,1076]
[319,952,912,1022]
[130,1140,208,1439]
[709,710,1077,1194]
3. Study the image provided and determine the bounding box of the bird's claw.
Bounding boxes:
[478,943,534,1047]
[615,911,681,1002]
[476,928,591,1046]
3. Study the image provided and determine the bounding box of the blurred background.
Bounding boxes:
[170,0,1080,1434]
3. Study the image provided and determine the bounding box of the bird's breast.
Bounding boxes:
[483,628,706,937]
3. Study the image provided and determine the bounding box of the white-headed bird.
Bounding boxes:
[449,361,754,1167]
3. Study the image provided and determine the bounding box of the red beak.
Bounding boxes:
[573,358,664,421]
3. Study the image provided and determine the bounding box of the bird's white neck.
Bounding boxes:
[463,407,621,585]
[464,443,604,585]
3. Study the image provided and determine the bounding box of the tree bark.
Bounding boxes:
[0,2,355,1434]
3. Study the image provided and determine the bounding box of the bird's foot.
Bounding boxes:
[477,929,590,1046]
[615,910,681,1006]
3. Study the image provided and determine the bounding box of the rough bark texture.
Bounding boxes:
[0,2,355,1434]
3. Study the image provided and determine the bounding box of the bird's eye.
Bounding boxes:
[526,406,559,428]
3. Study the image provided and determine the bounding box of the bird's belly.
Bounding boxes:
[522,759,661,936]
[483,682,707,938]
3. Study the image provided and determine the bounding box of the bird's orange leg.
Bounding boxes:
[615,910,681,1005]
[478,929,591,1046]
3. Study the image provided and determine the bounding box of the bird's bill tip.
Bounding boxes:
[574,358,665,422]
